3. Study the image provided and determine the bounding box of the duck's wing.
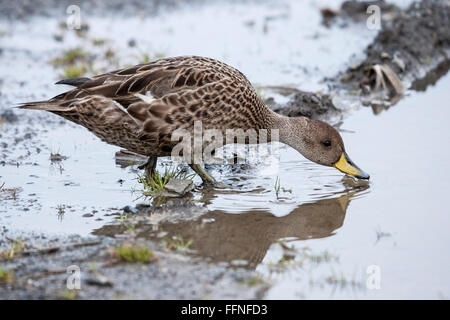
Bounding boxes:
[47,56,250,108]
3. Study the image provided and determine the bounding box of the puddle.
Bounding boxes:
[0,0,377,237]
[94,73,450,299]
[255,73,450,299]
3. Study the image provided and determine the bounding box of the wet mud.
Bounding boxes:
[338,0,450,97]
[274,0,450,119]
[0,232,268,299]
[0,0,193,20]
[268,90,340,121]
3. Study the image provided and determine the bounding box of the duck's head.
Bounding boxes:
[285,118,370,180]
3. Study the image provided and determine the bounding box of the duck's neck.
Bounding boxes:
[266,110,308,148]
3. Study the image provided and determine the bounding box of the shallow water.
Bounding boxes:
[246,74,450,299]
[1,0,448,299]
[0,0,376,236]
[134,73,450,299]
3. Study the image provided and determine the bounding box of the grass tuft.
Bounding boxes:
[56,204,65,220]
[50,47,90,79]
[325,270,363,289]
[92,38,107,46]
[113,244,154,264]
[0,268,14,284]
[140,53,150,64]
[163,234,193,251]
[60,289,78,300]
[62,65,86,78]
[304,250,337,264]
[138,166,195,198]
[0,238,26,261]
[245,275,265,286]
[51,48,86,67]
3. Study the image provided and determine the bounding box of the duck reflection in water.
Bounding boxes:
[95,183,368,268]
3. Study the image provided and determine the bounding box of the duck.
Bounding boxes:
[20,55,369,186]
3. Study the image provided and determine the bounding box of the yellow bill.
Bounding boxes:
[334,152,370,180]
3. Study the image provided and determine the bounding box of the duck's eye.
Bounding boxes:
[322,140,332,147]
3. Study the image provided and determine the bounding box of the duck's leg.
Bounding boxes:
[139,156,158,177]
[189,163,228,189]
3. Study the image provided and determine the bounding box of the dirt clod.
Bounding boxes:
[271,91,340,120]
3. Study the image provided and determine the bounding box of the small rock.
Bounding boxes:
[202,218,215,224]
[380,52,391,59]
[53,34,64,42]
[128,39,136,47]
[82,213,94,218]
[230,259,249,267]
[123,205,138,214]
[156,231,168,238]
[85,273,113,287]
[163,179,194,197]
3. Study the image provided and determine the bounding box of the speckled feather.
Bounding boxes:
[20,56,275,156]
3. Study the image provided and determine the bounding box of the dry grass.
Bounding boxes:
[0,238,26,261]
[163,234,193,251]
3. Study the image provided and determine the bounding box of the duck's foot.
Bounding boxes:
[139,156,158,177]
[189,163,229,189]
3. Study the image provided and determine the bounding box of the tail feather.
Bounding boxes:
[17,101,70,112]
[55,77,91,87]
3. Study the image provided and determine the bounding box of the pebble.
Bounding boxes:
[85,273,113,287]
[163,179,195,197]
[123,205,138,214]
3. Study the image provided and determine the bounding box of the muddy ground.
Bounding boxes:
[271,0,450,118]
[1,0,449,299]
[0,0,198,19]
[338,0,450,95]
[1,232,268,299]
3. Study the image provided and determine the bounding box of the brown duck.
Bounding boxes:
[20,55,369,186]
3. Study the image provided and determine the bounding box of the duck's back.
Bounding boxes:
[20,56,273,156]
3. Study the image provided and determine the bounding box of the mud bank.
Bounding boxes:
[273,0,450,118]
[338,0,450,95]
[0,225,268,299]
[0,0,198,20]
[268,90,341,121]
